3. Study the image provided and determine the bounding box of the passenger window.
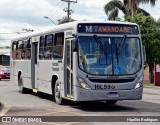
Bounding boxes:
[12,42,17,60]
[39,36,45,60]
[24,39,31,60]
[26,39,31,59]
[44,34,53,60]
[53,32,64,59]
[46,35,53,46]
[17,40,23,59]
[21,40,25,59]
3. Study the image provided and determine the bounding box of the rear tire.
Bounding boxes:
[18,75,27,94]
[54,80,64,105]
[106,100,118,105]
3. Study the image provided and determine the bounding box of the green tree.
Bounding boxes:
[57,17,75,24]
[128,0,156,16]
[125,13,160,83]
[104,0,156,20]
[5,46,10,49]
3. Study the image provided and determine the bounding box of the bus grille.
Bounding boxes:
[89,78,135,83]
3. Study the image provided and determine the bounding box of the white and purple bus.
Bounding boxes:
[10,21,145,105]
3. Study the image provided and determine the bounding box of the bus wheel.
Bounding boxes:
[18,76,26,94]
[54,80,64,105]
[106,100,118,105]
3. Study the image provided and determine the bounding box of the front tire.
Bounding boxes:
[54,80,64,105]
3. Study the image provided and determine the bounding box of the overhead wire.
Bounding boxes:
[53,4,67,21]
[35,1,64,28]
[48,2,66,23]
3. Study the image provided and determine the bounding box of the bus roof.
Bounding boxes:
[11,21,138,41]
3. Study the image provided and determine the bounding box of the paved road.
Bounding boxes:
[0,80,160,125]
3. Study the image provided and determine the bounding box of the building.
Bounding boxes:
[0,49,10,66]
[144,66,149,83]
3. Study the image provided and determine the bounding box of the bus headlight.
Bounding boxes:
[77,77,91,90]
[134,76,143,89]
[0,71,4,74]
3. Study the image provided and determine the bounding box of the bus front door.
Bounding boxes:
[31,38,38,91]
[65,38,74,98]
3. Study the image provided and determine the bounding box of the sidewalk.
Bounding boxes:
[144,85,160,94]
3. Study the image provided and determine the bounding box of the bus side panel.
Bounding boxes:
[12,60,21,86]
[12,60,31,89]
[37,60,53,94]
[37,60,64,95]
[22,60,31,89]
[10,59,14,85]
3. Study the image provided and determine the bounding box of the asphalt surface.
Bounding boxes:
[0,80,160,125]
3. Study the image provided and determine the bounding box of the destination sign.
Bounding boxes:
[77,23,139,35]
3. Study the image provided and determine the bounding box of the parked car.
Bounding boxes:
[0,66,10,80]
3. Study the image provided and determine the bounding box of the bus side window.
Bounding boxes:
[26,38,31,59]
[53,32,64,59]
[39,36,45,60]
[23,39,29,60]
[12,41,17,60]
[44,34,53,60]
[21,40,25,59]
[17,40,23,60]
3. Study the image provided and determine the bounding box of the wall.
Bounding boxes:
[144,66,149,83]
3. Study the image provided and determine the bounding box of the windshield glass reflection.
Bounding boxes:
[78,36,141,75]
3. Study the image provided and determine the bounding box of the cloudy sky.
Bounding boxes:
[0,0,160,46]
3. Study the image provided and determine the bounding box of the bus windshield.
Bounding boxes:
[78,36,141,75]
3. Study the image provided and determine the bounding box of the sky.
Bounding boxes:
[0,0,160,46]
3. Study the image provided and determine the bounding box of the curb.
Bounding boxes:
[144,86,160,94]
[0,101,11,116]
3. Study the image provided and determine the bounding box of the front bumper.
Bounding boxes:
[74,86,143,101]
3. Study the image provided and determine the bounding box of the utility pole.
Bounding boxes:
[61,0,77,22]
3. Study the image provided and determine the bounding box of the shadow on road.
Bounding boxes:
[20,89,160,113]
[26,91,137,112]
[71,101,137,112]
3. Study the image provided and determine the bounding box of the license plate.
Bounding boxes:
[107,92,119,98]
[6,76,10,78]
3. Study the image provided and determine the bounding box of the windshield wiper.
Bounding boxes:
[116,35,127,64]
[93,34,107,55]
[93,35,115,74]
[117,35,127,55]
[93,34,109,65]
[115,44,119,64]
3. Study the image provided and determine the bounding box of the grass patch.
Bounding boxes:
[144,82,155,87]
[144,83,160,87]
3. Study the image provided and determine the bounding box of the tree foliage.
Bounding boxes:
[0,46,10,49]
[104,0,157,20]
[125,13,160,82]
[57,17,75,24]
